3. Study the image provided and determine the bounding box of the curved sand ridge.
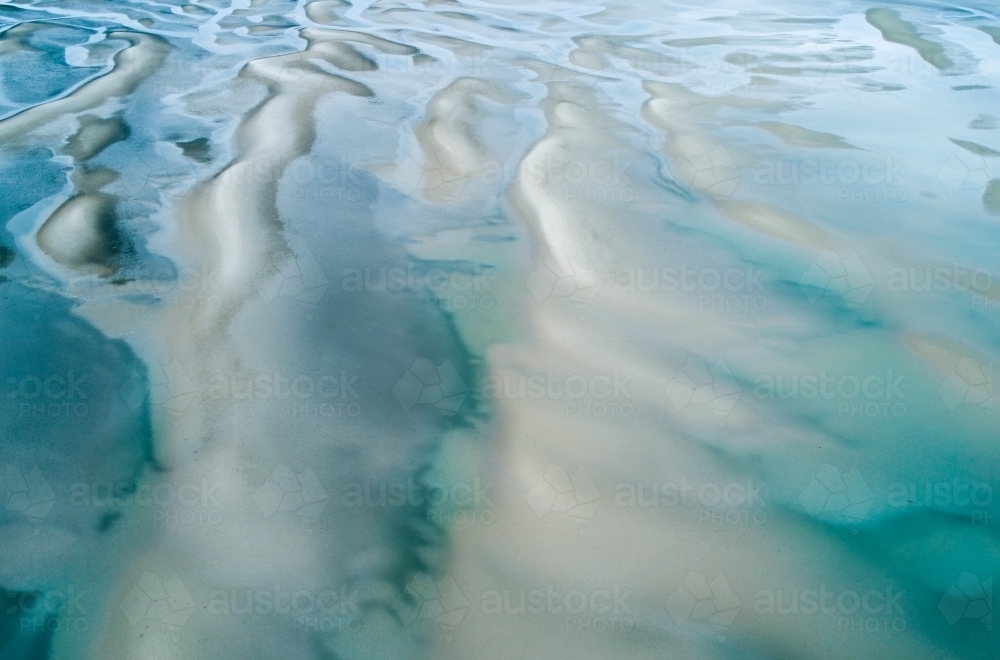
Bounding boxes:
[178,29,374,330]
[37,119,132,275]
[0,32,169,143]
[439,79,964,660]
[7,33,166,277]
[95,29,454,660]
[506,85,611,306]
[411,77,525,202]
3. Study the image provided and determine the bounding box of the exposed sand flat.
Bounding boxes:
[311,40,378,71]
[304,0,350,25]
[437,77,961,660]
[443,397,960,658]
[63,114,130,161]
[90,30,460,659]
[715,201,829,249]
[35,163,130,275]
[178,42,373,329]
[664,36,764,48]
[979,25,1000,45]
[506,86,620,302]
[0,32,169,143]
[641,82,829,249]
[569,36,687,75]
[865,8,953,71]
[303,28,419,56]
[29,110,142,284]
[72,165,121,193]
[756,121,856,149]
[984,179,1000,215]
[411,78,519,202]
[948,137,1000,157]
[36,192,121,274]
[0,22,49,54]
[904,332,993,376]
[968,113,997,129]
[176,136,212,162]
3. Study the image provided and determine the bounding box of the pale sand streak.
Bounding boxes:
[94,33,377,659]
[436,79,960,660]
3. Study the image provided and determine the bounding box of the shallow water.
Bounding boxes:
[1,0,999,658]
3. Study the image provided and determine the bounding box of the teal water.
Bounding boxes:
[1,1,999,658]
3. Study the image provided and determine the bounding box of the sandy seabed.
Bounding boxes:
[1,1,999,659]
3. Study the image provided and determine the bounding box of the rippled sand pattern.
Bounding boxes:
[1,1,999,659]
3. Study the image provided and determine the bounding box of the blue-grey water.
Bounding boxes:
[1,1,999,658]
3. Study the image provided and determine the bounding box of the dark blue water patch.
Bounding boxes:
[21,24,92,50]
[0,148,66,229]
[0,587,52,660]
[0,148,66,281]
[1,30,104,106]
[0,281,152,538]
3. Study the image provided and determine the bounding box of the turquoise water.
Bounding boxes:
[1,1,999,658]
